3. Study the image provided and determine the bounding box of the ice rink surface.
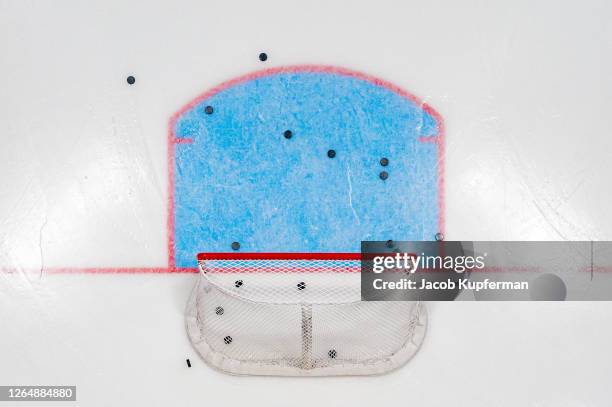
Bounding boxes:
[1,0,612,405]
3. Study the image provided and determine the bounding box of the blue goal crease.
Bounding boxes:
[173,71,441,268]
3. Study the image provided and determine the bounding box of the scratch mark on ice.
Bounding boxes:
[346,164,360,224]
[39,214,48,278]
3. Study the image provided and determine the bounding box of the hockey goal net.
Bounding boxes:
[185,252,426,376]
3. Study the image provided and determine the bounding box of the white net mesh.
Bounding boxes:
[186,253,427,376]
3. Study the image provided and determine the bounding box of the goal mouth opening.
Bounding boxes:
[196,252,364,305]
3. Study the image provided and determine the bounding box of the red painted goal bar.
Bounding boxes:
[196,252,363,273]
[197,252,362,261]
